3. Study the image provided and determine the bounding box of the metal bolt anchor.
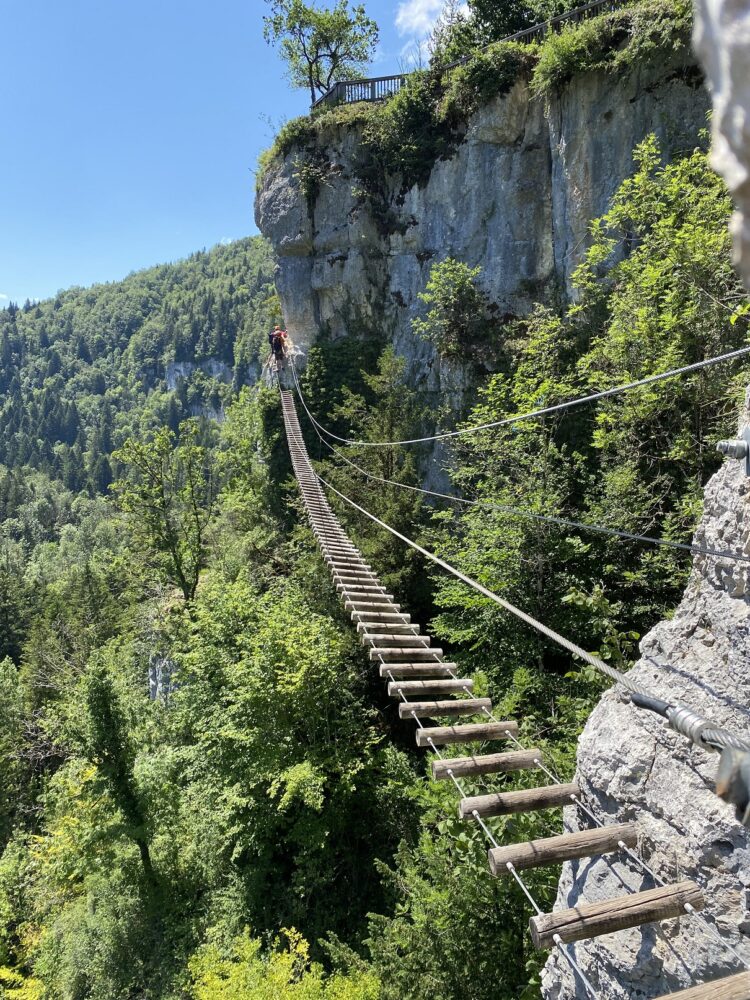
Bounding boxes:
[716,426,750,475]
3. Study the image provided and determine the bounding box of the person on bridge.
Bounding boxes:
[269,325,288,364]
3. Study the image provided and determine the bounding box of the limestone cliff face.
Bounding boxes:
[539,7,750,997]
[541,393,750,997]
[256,51,707,394]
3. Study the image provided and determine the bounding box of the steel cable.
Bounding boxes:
[290,361,750,567]
[293,345,750,447]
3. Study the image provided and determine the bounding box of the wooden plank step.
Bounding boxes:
[334,573,379,582]
[353,610,410,623]
[432,748,542,781]
[653,972,750,999]
[459,782,580,820]
[529,880,704,949]
[388,679,473,697]
[345,597,400,609]
[399,698,491,719]
[337,581,386,594]
[357,622,415,634]
[362,634,430,647]
[416,721,518,746]
[379,663,458,678]
[488,822,638,876]
[344,588,395,599]
[371,647,443,661]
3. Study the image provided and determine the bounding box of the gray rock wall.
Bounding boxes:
[256,52,708,397]
[541,7,750,996]
[541,392,750,998]
[694,0,750,289]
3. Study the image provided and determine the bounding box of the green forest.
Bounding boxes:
[0,237,276,496]
[1,125,748,998]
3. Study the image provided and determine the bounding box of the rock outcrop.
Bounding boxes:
[540,6,750,996]
[694,0,750,288]
[256,52,707,389]
[541,390,750,997]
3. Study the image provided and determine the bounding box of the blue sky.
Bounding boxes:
[1,0,444,305]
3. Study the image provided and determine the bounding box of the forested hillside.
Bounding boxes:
[0,237,276,495]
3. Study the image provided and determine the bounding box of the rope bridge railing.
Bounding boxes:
[278,375,750,998]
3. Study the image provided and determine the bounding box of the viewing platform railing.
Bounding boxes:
[312,0,628,109]
[312,74,408,110]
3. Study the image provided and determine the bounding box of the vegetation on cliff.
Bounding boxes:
[258,0,693,202]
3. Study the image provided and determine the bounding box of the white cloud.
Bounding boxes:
[0,293,8,300]
[395,0,444,37]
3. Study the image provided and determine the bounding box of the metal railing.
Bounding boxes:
[492,0,630,47]
[312,73,408,110]
[311,0,629,108]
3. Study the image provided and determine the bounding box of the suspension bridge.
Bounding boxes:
[276,348,750,998]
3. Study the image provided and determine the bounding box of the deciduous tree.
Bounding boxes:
[263,0,379,104]
[112,422,214,601]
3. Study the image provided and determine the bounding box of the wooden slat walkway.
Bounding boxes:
[279,390,745,996]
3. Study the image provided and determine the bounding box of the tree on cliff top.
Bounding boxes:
[263,0,379,104]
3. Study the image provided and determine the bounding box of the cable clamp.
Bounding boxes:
[716,426,750,475]
[667,704,717,752]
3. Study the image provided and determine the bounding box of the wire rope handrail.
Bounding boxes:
[297,345,750,447]
[290,359,750,567]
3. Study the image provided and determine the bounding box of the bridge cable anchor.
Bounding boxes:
[716,425,750,476]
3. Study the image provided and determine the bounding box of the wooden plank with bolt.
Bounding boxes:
[488,822,638,875]
[432,748,542,781]
[399,698,492,719]
[416,722,518,746]
[529,880,704,949]
[652,973,750,999]
[388,679,474,697]
[459,783,580,820]
[372,647,443,661]
[380,664,458,678]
